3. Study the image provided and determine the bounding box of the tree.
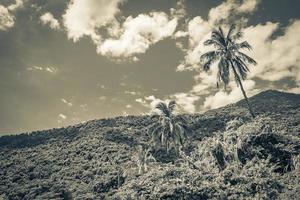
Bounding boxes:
[137,145,156,175]
[200,25,257,118]
[148,101,190,154]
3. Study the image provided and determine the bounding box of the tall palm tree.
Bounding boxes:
[200,25,257,118]
[148,101,190,154]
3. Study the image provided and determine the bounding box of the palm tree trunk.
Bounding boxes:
[230,61,255,118]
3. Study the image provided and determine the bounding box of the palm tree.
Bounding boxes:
[137,145,156,174]
[200,25,257,118]
[148,101,190,154]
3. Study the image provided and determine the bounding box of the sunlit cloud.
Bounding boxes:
[61,98,73,107]
[63,0,124,42]
[244,20,300,82]
[203,80,258,109]
[40,12,60,30]
[26,66,58,74]
[0,0,23,31]
[98,12,178,60]
[58,113,67,120]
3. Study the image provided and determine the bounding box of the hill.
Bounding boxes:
[0,90,299,199]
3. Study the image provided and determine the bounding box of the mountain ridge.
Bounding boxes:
[1,89,299,138]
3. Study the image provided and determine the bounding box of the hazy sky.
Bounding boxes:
[0,0,299,134]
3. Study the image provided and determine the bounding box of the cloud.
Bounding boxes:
[170,0,186,19]
[287,87,300,94]
[208,0,260,25]
[99,96,107,101]
[135,92,199,114]
[63,0,124,42]
[61,98,73,106]
[125,90,141,96]
[62,0,185,61]
[8,0,23,11]
[203,80,257,109]
[243,20,300,82]
[238,0,260,13]
[59,114,67,120]
[135,95,162,110]
[0,6,15,31]
[40,12,60,30]
[176,16,211,71]
[26,66,58,74]
[98,12,178,59]
[0,0,23,31]
[172,93,200,113]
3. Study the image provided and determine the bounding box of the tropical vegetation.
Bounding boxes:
[200,24,257,118]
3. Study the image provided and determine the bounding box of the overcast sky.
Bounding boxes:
[0,0,299,134]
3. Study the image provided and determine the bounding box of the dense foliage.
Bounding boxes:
[0,90,299,199]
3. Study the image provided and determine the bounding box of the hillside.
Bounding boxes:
[0,90,299,199]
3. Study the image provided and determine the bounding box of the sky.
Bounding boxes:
[0,0,299,135]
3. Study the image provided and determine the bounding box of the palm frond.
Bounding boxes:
[204,39,225,49]
[232,30,243,41]
[200,51,219,62]
[147,123,160,136]
[155,102,170,117]
[234,60,248,80]
[227,24,236,40]
[234,56,250,72]
[237,52,257,65]
[200,51,220,71]
[218,27,225,40]
[211,28,227,47]
[237,41,252,51]
[168,100,176,113]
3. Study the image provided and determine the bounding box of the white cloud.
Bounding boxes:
[40,12,60,30]
[208,0,260,25]
[0,0,23,31]
[62,0,186,61]
[243,20,300,82]
[63,0,124,42]
[0,6,14,31]
[135,95,164,114]
[99,96,107,101]
[135,92,200,114]
[59,114,67,120]
[170,0,186,19]
[203,80,257,109]
[238,0,260,13]
[26,65,58,74]
[125,90,141,96]
[172,93,200,113]
[45,67,58,74]
[8,0,23,12]
[287,87,300,94]
[98,12,178,59]
[61,98,73,106]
